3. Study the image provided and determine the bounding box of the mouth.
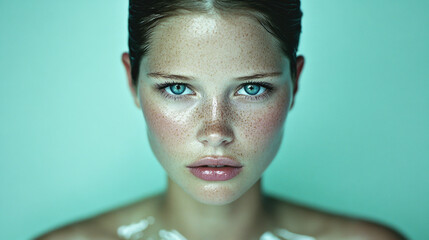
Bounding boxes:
[192,165,235,168]
[186,156,243,168]
[187,156,243,181]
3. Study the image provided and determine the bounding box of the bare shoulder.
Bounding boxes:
[340,219,407,240]
[34,193,164,240]
[33,219,114,240]
[266,195,407,240]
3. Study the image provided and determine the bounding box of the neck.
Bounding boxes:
[158,177,273,240]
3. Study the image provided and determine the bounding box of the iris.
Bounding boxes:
[244,84,260,95]
[169,84,186,94]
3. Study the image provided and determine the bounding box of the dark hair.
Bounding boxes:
[127,0,302,87]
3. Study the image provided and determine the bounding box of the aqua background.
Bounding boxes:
[0,1,428,239]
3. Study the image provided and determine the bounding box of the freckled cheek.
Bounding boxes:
[142,103,193,148]
[240,102,288,146]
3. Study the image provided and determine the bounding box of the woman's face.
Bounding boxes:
[135,13,295,205]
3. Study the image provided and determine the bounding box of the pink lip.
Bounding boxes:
[187,156,243,181]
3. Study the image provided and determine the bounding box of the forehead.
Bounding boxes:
[143,13,285,78]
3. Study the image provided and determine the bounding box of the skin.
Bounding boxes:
[139,13,292,206]
[133,12,295,239]
[35,12,406,240]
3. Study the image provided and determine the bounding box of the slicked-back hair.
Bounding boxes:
[127,0,302,87]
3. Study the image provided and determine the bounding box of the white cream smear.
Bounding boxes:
[117,216,155,239]
[117,216,316,240]
[159,229,187,240]
[274,228,316,240]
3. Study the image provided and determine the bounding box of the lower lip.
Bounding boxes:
[188,167,242,181]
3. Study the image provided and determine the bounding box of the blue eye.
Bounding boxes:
[155,81,274,101]
[165,84,192,95]
[239,84,263,96]
[167,84,187,95]
[245,84,260,95]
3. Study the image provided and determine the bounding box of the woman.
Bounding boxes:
[36,0,406,239]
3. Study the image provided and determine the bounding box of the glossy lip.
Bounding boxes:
[186,156,243,168]
[188,167,242,181]
[187,156,243,181]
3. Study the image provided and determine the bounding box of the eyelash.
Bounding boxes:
[154,81,274,101]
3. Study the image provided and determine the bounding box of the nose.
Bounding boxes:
[197,97,234,147]
[198,122,234,147]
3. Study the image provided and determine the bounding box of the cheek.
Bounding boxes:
[141,94,201,166]
[143,102,188,146]
[238,99,288,151]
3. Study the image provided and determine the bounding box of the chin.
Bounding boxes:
[184,181,251,206]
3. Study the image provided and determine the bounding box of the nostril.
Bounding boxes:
[197,120,234,147]
[198,132,233,147]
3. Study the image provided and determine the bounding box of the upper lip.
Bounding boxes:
[187,156,243,168]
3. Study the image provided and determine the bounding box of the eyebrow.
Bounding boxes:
[147,72,282,81]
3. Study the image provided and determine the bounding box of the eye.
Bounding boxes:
[236,81,275,101]
[237,84,265,96]
[165,83,193,95]
[155,81,194,101]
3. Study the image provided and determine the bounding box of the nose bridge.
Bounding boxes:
[197,95,234,147]
[204,94,232,124]
[210,97,223,121]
